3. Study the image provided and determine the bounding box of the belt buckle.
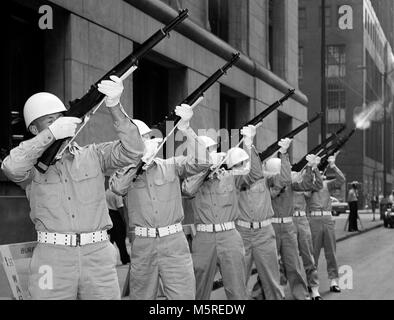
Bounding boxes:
[156,228,160,237]
[71,233,81,247]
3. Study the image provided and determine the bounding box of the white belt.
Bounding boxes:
[37,230,108,247]
[196,221,235,233]
[271,217,293,224]
[293,211,306,217]
[236,219,272,229]
[310,211,332,217]
[135,223,183,238]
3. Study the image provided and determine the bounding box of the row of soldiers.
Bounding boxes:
[1,76,345,300]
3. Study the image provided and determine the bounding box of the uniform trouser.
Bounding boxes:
[129,231,195,300]
[348,202,359,231]
[28,240,120,300]
[272,222,309,300]
[192,229,248,300]
[237,224,285,300]
[108,210,130,264]
[309,216,339,280]
[293,216,320,288]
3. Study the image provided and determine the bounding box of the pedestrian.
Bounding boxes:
[347,183,359,232]
[182,125,262,300]
[106,188,131,265]
[371,195,377,214]
[291,155,323,300]
[265,142,312,300]
[235,139,293,300]
[305,155,345,293]
[110,104,211,300]
[1,76,145,299]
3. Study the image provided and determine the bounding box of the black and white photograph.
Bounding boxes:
[0,0,393,308]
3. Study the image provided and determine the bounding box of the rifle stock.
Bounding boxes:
[35,9,189,173]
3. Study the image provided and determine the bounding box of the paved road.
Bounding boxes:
[318,225,394,300]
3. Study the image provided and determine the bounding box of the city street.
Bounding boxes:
[320,225,394,300]
[209,212,389,300]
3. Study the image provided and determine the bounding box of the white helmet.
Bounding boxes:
[226,147,249,169]
[133,119,152,136]
[265,158,281,175]
[198,136,217,149]
[23,92,67,128]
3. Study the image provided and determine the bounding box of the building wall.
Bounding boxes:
[1,0,307,243]
[299,0,393,205]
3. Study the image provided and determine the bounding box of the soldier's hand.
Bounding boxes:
[48,117,81,140]
[278,138,292,153]
[98,75,124,107]
[175,104,193,131]
[142,138,163,165]
[306,154,315,166]
[241,125,256,148]
[328,155,336,167]
[313,156,321,167]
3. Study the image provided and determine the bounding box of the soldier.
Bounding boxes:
[1,76,145,299]
[182,125,262,300]
[236,140,295,300]
[305,155,345,293]
[109,104,211,300]
[265,139,315,300]
[291,156,323,300]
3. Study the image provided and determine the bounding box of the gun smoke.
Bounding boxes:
[353,100,384,130]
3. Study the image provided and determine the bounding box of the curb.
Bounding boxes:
[336,223,383,242]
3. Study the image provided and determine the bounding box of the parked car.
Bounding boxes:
[331,196,348,216]
[383,203,394,228]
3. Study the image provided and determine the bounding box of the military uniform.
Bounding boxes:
[110,130,211,300]
[269,154,313,300]
[237,173,285,300]
[305,166,345,282]
[182,146,262,300]
[292,167,322,292]
[1,116,144,299]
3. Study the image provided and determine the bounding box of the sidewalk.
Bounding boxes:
[333,210,383,241]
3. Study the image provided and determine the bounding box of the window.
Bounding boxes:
[278,112,293,162]
[319,6,331,27]
[327,80,346,124]
[299,7,307,29]
[208,0,229,42]
[1,2,45,165]
[326,45,346,78]
[299,46,304,81]
[220,85,250,150]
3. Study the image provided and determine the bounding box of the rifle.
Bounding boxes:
[291,124,346,172]
[259,112,322,162]
[208,89,295,179]
[35,9,189,173]
[318,128,356,171]
[130,52,241,182]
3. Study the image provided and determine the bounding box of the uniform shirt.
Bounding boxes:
[293,167,323,211]
[182,146,263,225]
[305,166,345,212]
[106,189,124,211]
[347,188,358,202]
[1,117,144,234]
[110,156,211,228]
[269,154,316,218]
[237,178,274,222]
